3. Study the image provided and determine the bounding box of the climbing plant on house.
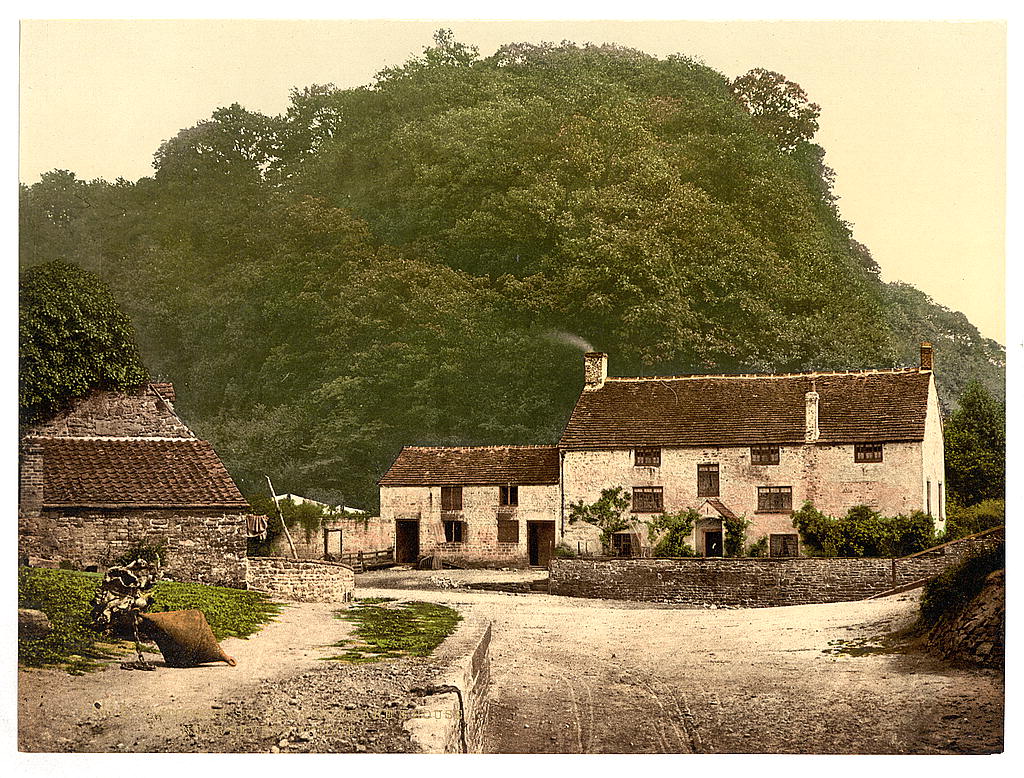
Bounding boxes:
[567,487,631,550]
[647,509,698,557]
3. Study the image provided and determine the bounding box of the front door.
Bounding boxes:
[527,521,556,567]
[395,520,420,564]
[704,530,723,557]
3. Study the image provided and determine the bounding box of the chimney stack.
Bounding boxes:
[583,352,608,391]
[920,342,934,371]
[805,385,820,442]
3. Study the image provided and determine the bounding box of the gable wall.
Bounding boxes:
[24,387,193,438]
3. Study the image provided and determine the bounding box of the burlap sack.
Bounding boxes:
[139,610,237,667]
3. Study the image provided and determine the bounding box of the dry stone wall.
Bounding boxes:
[928,569,1005,668]
[246,557,355,603]
[549,527,1004,607]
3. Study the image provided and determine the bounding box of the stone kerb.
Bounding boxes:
[246,556,355,603]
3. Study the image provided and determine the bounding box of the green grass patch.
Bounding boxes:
[325,600,461,662]
[18,567,282,673]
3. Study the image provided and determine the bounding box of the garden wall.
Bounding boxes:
[549,527,1003,607]
[246,557,355,603]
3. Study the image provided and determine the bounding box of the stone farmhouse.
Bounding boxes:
[19,383,250,587]
[378,344,945,564]
[378,446,561,566]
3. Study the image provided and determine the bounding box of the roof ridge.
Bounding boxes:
[606,367,923,382]
[26,435,201,442]
[400,444,558,451]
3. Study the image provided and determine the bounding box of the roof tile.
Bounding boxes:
[379,446,560,486]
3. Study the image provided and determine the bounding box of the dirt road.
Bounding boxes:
[355,585,1004,754]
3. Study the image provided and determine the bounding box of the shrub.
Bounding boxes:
[792,502,936,557]
[919,542,1004,625]
[746,536,769,557]
[111,539,168,568]
[568,486,631,549]
[553,543,578,559]
[943,499,1004,542]
[647,509,697,557]
[723,515,751,557]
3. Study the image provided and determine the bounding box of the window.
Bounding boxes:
[926,479,932,516]
[497,519,519,543]
[635,447,661,467]
[938,482,943,519]
[770,533,799,557]
[612,532,635,557]
[757,486,793,513]
[499,485,518,507]
[697,464,720,497]
[632,486,663,512]
[854,443,883,463]
[444,520,466,543]
[441,486,462,512]
[751,445,780,465]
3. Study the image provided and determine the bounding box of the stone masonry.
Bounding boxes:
[549,527,1003,607]
[246,557,355,603]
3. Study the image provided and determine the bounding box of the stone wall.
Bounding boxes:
[24,385,193,439]
[927,569,1004,668]
[246,557,355,603]
[19,508,247,588]
[549,527,1004,607]
[271,515,394,559]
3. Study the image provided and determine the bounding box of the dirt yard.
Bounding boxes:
[19,574,1003,754]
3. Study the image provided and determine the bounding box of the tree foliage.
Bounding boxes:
[944,381,1006,507]
[17,32,1005,507]
[730,68,821,150]
[647,508,698,557]
[723,514,751,557]
[568,487,631,548]
[19,261,149,424]
[943,499,1004,542]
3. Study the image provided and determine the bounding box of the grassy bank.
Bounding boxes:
[18,567,282,672]
[326,598,461,662]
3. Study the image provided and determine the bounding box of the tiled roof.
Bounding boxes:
[37,437,250,508]
[149,382,176,404]
[702,498,738,520]
[379,446,560,486]
[559,369,932,449]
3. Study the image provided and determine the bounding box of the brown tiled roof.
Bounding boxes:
[559,369,932,449]
[149,382,176,404]
[37,437,250,508]
[702,498,738,520]
[379,446,560,486]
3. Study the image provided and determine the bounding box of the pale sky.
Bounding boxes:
[19,18,1007,343]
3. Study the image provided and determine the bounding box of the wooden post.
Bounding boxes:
[266,475,298,560]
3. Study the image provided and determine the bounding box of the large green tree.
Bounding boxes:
[19,261,149,423]
[944,380,1006,507]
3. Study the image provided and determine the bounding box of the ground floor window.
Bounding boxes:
[770,533,799,557]
[612,532,635,557]
[497,518,519,543]
[757,486,793,512]
[444,520,466,543]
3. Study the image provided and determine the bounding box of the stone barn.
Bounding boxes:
[19,383,250,587]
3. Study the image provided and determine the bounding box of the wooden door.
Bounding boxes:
[395,520,420,563]
[704,530,723,557]
[528,521,556,566]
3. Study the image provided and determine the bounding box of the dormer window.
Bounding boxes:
[854,443,883,463]
[635,447,661,467]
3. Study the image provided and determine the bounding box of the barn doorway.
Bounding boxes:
[395,520,420,564]
[527,521,556,567]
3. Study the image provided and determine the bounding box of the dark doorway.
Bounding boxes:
[704,530,723,557]
[527,521,556,567]
[395,520,420,563]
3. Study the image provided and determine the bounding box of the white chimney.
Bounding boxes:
[584,352,608,391]
[805,387,820,442]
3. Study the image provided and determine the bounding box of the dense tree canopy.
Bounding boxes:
[19,261,149,423]
[18,32,1004,508]
[944,381,1006,507]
